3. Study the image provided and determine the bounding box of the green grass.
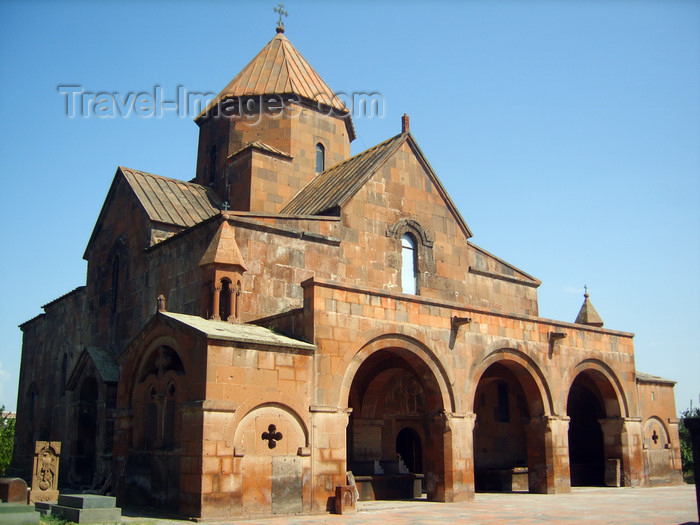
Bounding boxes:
[40,514,73,525]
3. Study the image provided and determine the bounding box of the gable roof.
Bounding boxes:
[198,31,349,119]
[85,167,221,258]
[66,346,119,390]
[281,132,473,239]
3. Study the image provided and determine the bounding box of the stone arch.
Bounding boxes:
[234,403,308,456]
[470,347,553,493]
[233,400,310,450]
[643,416,669,449]
[642,415,674,485]
[341,333,453,501]
[468,345,554,417]
[386,218,436,290]
[338,332,455,414]
[566,362,626,487]
[125,335,188,400]
[130,337,188,451]
[565,359,628,418]
[386,218,434,248]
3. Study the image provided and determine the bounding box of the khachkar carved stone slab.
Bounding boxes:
[30,441,60,504]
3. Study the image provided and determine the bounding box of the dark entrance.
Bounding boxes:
[74,377,98,485]
[396,427,422,474]
[567,376,606,486]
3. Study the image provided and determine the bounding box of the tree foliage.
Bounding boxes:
[0,405,16,475]
[679,402,700,477]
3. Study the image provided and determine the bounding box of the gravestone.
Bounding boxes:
[0,478,28,503]
[30,441,60,504]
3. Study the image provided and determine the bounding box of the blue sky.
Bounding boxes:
[0,0,698,414]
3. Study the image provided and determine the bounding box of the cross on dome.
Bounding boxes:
[274,3,288,33]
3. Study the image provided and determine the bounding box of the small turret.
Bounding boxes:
[574,287,604,327]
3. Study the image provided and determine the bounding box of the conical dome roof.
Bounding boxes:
[198,220,247,271]
[198,31,348,120]
[575,292,604,327]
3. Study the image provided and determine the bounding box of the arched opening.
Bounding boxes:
[401,233,417,295]
[567,370,621,487]
[219,278,232,321]
[111,256,120,314]
[396,427,422,474]
[473,361,546,493]
[75,376,98,485]
[347,348,444,501]
[61,354,68,396]
[315,142,325,172]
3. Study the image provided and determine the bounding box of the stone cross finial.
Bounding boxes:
[274,3,288,33]
[222,201,230,211]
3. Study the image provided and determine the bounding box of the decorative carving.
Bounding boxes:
[31,441,60,503]
[384,374,426,415]
[386,218,434,247]
[262,424,283,449]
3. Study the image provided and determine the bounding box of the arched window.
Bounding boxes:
[28,383,38,421]
[111,256,120,314]
[144,385,158,451]
[315,142,325,172]
[219,279,232,321]
[61,354,68,396]
[163,382,177,450]
[209,145,217,184]
[401,233,417,294]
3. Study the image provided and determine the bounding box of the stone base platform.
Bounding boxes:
[0,502,40,524]
[50,494,122,524]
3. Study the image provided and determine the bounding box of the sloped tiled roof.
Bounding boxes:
[635,372,676,385]
[120,167,221,228]
[161,311,315,351]
[281,133,406,215]
[198,31,348,119]
[66,346,119,390]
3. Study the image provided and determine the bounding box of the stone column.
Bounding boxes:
[621,418,644,487]
[526,416,571,494]
[226,286,235,321]
[451,412,475,502]
[424,411,450,502]
[211,283,221,320]
[310,407,350,513]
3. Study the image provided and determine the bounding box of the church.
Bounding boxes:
[13,21,682,520]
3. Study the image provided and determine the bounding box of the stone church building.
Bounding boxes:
[13,26,682,519]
